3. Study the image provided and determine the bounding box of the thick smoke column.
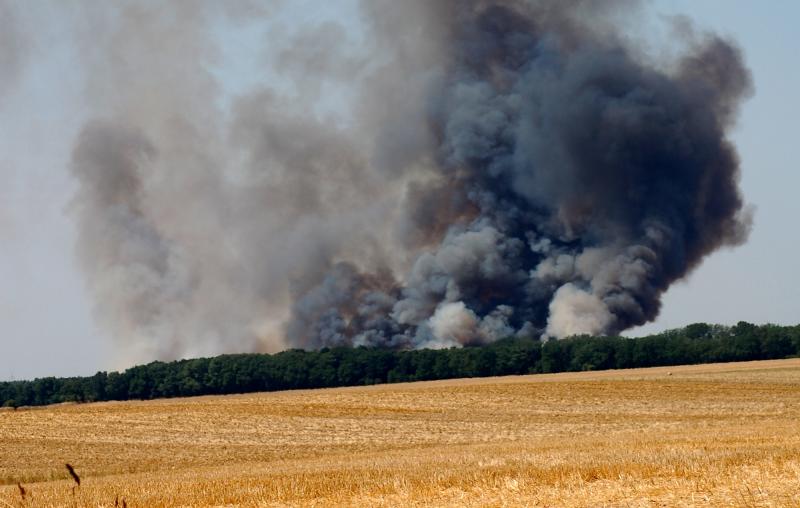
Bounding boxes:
[69,0,752,360]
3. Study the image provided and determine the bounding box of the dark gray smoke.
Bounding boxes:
[68,0,752,360]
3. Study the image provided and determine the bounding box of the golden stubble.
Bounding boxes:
[2,358,800,507]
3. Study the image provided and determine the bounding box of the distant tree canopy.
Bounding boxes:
[2,322,799,408]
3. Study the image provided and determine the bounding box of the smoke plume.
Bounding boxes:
[67,0,752,360]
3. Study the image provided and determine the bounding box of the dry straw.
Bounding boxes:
[0,359,798,507]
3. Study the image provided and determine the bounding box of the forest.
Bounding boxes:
[2,322,799,408]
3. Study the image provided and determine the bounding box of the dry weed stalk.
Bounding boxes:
[65,464,80,487]
[65,463,81,506]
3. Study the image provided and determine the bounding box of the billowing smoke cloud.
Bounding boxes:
[67,0,752,361]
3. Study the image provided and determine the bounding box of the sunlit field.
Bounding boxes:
[2,359,800,507]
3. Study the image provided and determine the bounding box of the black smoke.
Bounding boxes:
[69,0,752,359]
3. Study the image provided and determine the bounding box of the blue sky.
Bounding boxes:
[0,1,798,380]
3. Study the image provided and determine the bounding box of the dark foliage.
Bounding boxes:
[1,322,798,408]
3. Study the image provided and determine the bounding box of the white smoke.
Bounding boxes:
[546,283,616,338]
[427,301,480,348]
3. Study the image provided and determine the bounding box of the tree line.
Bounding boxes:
[2,322,799,408]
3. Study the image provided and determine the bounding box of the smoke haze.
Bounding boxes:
[0,2,28,100]
[66,0,752,361]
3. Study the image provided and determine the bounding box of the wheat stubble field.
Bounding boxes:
[1,359,800,507]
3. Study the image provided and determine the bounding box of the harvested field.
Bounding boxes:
[2,358,800,507]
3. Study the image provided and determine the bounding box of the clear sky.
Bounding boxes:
[0,1,798,380]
